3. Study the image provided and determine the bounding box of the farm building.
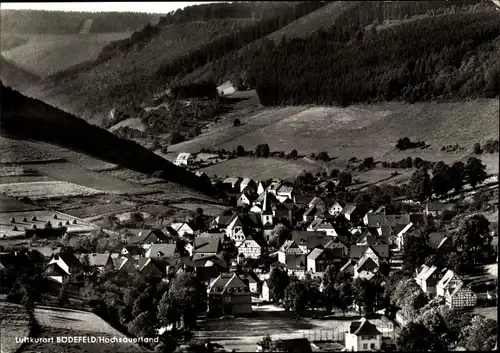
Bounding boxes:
[174,152,194,166]
[207,273,252,317]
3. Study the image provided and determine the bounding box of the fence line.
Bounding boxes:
[297,327,398,343]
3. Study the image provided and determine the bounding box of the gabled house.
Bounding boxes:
[195,171,211,185]
[225,214,247,244]
[171,222,198,237]
[428,232,452,253]
[307,248,344,273]
[342,204,359,222]
[29,246,61,264]
[290,230,332,254]
[237,192,257,207]
[345,318,382,352]
[211,214,234,231]
[193,237,222,257]
[239,271,260,293]
[237,234,265,259]
[307,219,340,237]
[302,206,318,222]
[278,240,306,275]
[267,180,283,195]
[113,256,139,275]
[80,253,114,275]
[120,245,143,259]
[240,178,257,194]
[309,197,326,212]
[354,256,379,279]
[174,152,194,166]
[272,203,294,225]
[257,181,268,195]
[340,259,356,277]
[136,257,167,278]
[207,273,252,316]
[425,202,453,217]
[436,270,477,308]
[127,229,171,249]
[145,243,179,258]
[395,222,414,251]
[276,185,295,202]
[329,201,344,216]
[415,265,446,298]
[45,252,82,283]
[324,237,349,257]
[222,177,242,193]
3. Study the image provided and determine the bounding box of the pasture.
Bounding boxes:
[0,181,104,200]
[1,32,133,77]
[169,100,499,175]
[199,157,322,181]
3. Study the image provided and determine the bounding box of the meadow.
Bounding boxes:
[0,181,104,200]
[1,32,133,77]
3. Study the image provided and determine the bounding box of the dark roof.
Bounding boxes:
[291,230,332,250]
[83,253,111,267]
[122,245,143,256]
[350,244,389,259]
[303,206,317,217]
[128,229,169,244]
[43,263,68,276]
[349,318,382,336]
[193,237,222,254]
[244,213,263,228]
[53,252,82,269]
[215,215,233,227]
[147,244,178,257]
[428,232,449,250]
[426,202,451,211]
[409,213,426,225]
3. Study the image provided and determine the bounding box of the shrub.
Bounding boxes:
[170,131,185,144]
[236,145,245,156]
[288,149,298,159]
[381,161,389,168]
[316,151,330,161]
[330,168,340,177]
[396,137,426,150]
[233,118,241,127]
[473,142,483,154]
[483,139,499,153]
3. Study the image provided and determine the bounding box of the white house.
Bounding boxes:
[237,235,263,259]
[260,280,271,302]
[276,185,295,202]
[329,201,344,215]
[174,153,194,166]
[237,193,253,207]
[345,318,382,352]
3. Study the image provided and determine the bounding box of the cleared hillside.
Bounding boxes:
[0,56,40,91]
[1,32,133,77]
[0,82,213,196]
[169,99,499,163]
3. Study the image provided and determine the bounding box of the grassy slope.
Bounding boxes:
[170,99,499,166]
[0,83,214,198]
[0,302,31,353]
[31,19,255,122]
[0,56,41,91]
[1,32,133,77]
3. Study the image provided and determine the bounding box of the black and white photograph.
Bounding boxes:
[0,1,499,352]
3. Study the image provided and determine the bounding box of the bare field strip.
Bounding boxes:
[0,301,31,353]
[170,202,230,217]
[199,157,322,181]
[0,181,105,200]
[59,204,136,219]
[0,176,54,184]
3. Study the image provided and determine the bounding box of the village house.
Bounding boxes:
[237,191,258,207]
[329,201,344,215]
[44,252,82,283]
[350,244,390,264]
[120,245,143,259]
[302,206,318,223]
[222,177,242,193]
[428,232,453,254]
[127,229,171,249]
[237,234,265,259]
[257,181,268,195]
[415,265,446,298]
[145,243,180,258]
[276,185,295,202]
[437,270,477,308]
[307,248,344,273]
[260,280,271,301]
[267,180,283,195]
[225,214,248,245]
[394,222,415,251]
[136,257,168,278]
[307,218,340,237]
[174,152,194,166]
[344,318,383,352]
[211,214,234,231]
[339,259,356,278]
[240,178,257,194]
[309,197,326,212]
[113,256,139,275]
[278,240,306,277]
[207,273,252,317]
[353,255,380,279]
[192,237,223,257]
[290,230,333,254]
[195,171,211,185]
[272,203,294,225]
[28,246,61,265]
[425,201,453,217]
[171,221,199,237]
[364,211,411,228]
[324,237,349,257]
[239,271,260,293]
[81,253,114,275]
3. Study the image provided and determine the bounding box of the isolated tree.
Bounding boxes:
[170,131,185,144]
[129,211,144,226]
[288,149,298,159]
[431,161,451,197]
[338,172,352,187]
[413,157,424,169]
[283,279,308,315]
[452,215,493,268]
[473,142,483,154]
[316,151,330,161]
[406,168,431,202]
[236,145,245,156]
[449,161,465,192]
[352,278,377,314]
[330,168,340,178]
[268,267,290,302]
[465,156,487,188]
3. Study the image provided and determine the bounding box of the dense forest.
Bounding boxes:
[47,2,327,112]
[247,10,500,106]
[0,10,160,34]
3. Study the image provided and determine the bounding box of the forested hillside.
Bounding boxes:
[248,10,500,106]
[0,10,161,34]
[0,56,40,90]
[34,2,326,121]
[177,0,494,86]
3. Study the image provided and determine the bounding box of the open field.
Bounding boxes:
[18,305,148,353]
[199,157,322,181]
[0,194,39,213]
[0,137,60,163]
[0,301,31,353]
[59,203,136,220]
[195,307,395,352]
[101,168,165,185]
[170,100,499,174]
[0,181,105,200]
[171,202,230,217]
[1,32,133,77]
[473,305,498,321]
